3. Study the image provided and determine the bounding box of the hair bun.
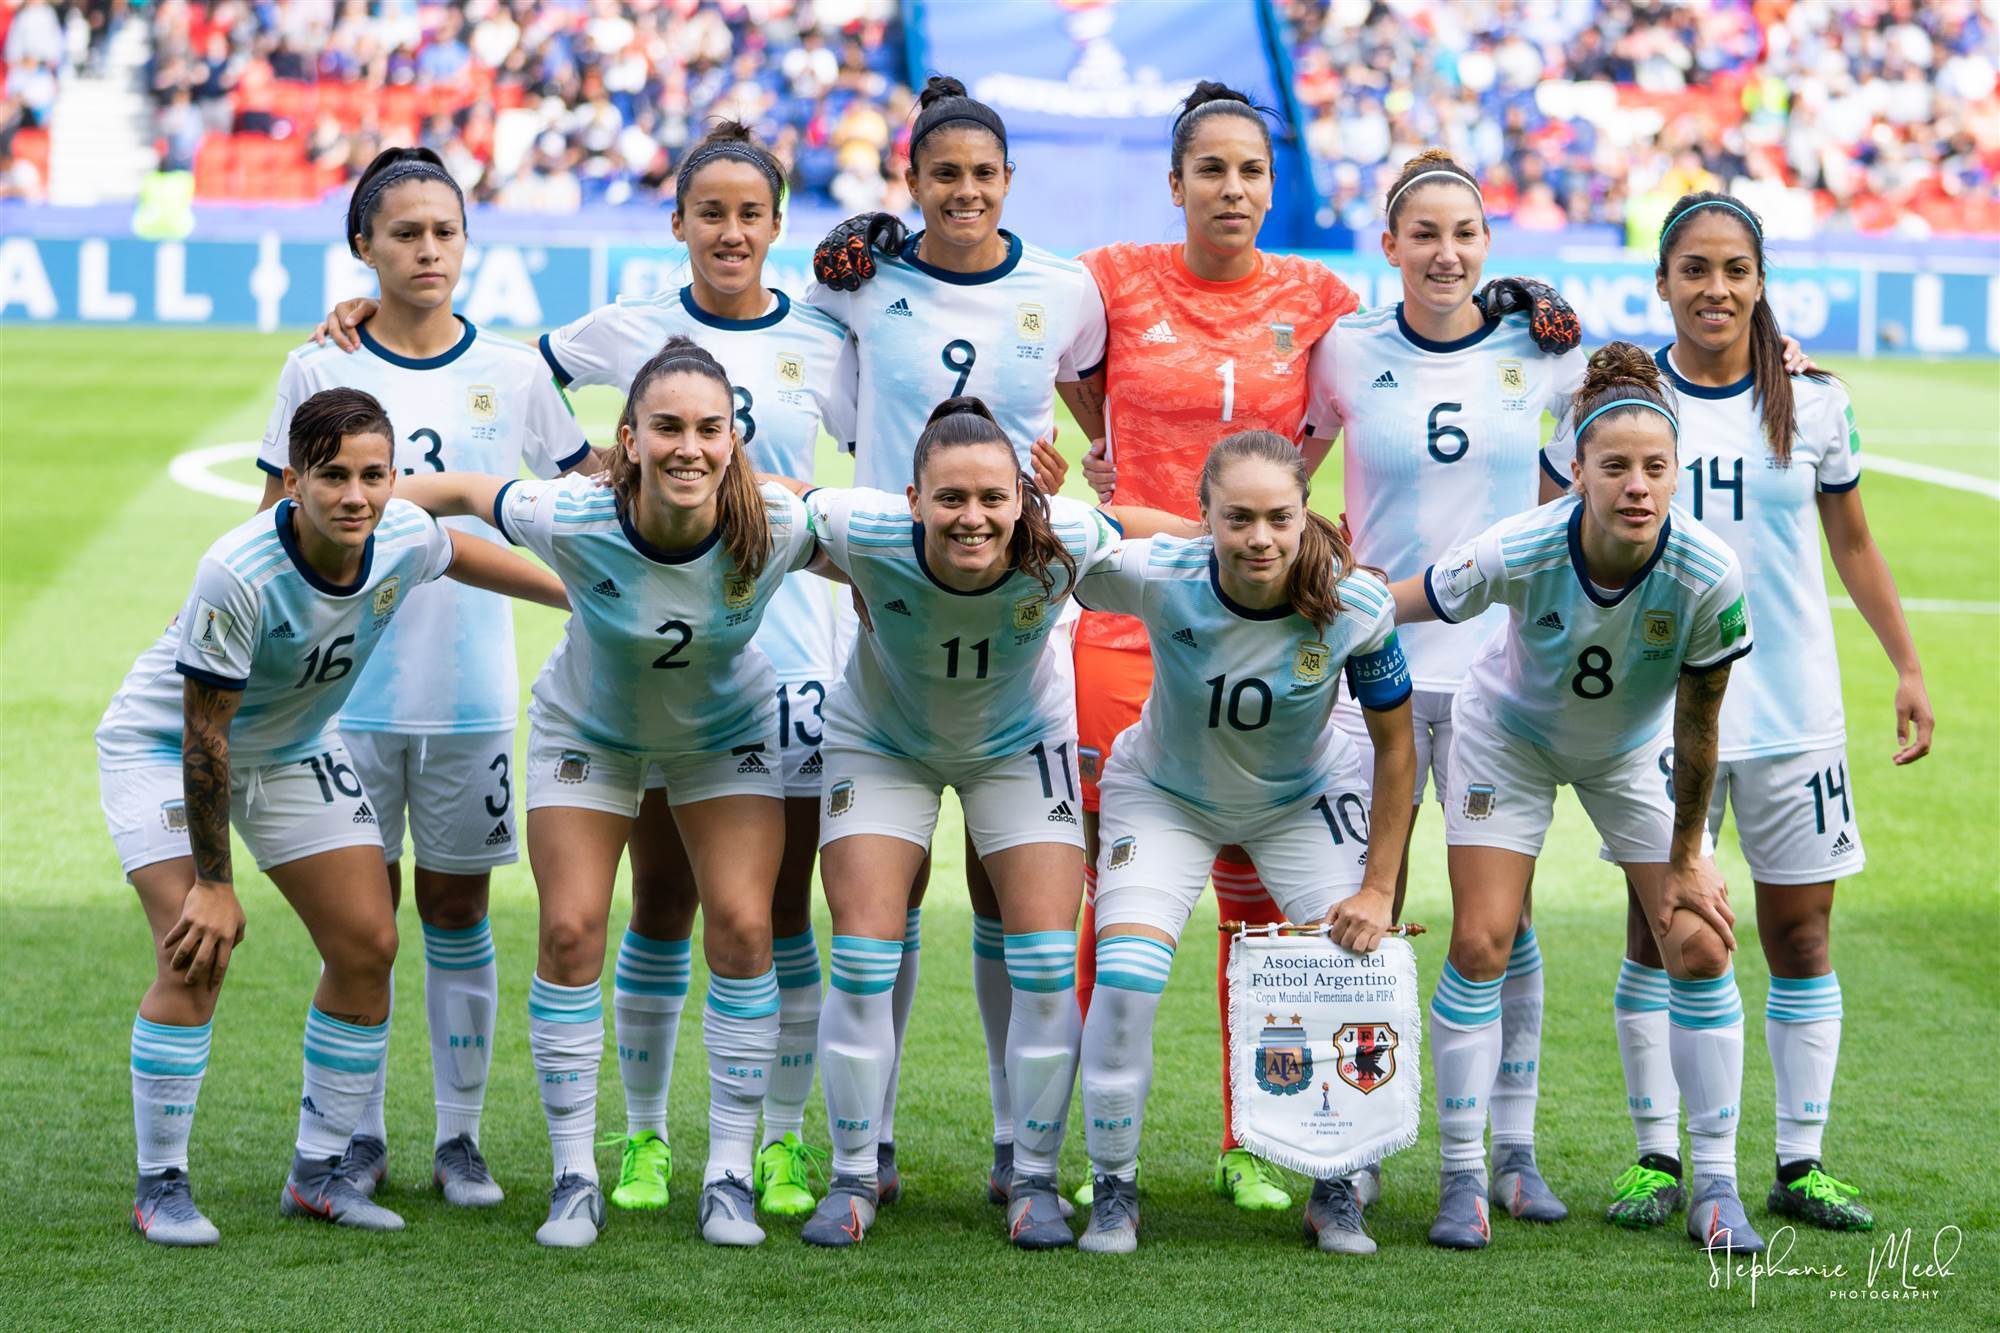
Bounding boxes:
[1182,79,1251,112]
[1577,341,1661,398]
[919,74,968,107]
[925,395,996,427]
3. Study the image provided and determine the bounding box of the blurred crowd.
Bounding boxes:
[1286,0,2000,238]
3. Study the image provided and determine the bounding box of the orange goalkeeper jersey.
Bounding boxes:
[1075,243,1359,651]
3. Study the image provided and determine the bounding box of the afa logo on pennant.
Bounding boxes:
[1255,1014,1314,1096]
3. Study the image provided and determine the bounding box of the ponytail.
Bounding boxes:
[1197,430,1356,632]
[912,395,1076,596]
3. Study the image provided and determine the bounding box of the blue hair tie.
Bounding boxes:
[1577,397,1678,441]
[1661,197,1761,248]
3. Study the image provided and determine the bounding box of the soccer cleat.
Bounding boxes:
[609,1130,671,1211]
[875,1141,900,1206]
[536,1172,606,1248]
[698,1172,766,1247]
[1688,1178,1766,1253]
[1214,1148,1292,1211]
[1427,1170,1492,1249]
[1491,1145,1568,1222]
[754,1133,827,1217]
[132,1168,220,1247]
[1073,1162,1138,1210]
[1351,1161,1382,1209]
[1077,1174,1139,1254]
[1767,1164,1874,1231]
[1006,1175,1075,1250]
[338,1134,388,1198]
[1606,1161,1684,1230]
[986,1142,1075,1217]
[801,1174,878,1248]
[280,1152,406,1231]
[1305,1176,1376,1255]
[432,1134,503,1208]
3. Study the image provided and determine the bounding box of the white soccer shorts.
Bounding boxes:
[526,725,783,817]
[343,729,517,873]
[1709,743,1866,885]
[816,734,1087,857]
[1334,686,1455,804]
[646,678,831,800]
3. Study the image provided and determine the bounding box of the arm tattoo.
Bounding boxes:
[1671,665,1730,853]
[181,680,242,883]
[1058,374,1107,439]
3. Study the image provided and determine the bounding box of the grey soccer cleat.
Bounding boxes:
[698,1172,766,1247]
[1077,1173,1139,1254]
[432,1134,503,1208]
[535,1172,606,1248]
[1491,1145,1568,1222]
[1305,1176,1377,1255]
[338,1134,388,1199]
[876,1141,901,1206]
[133,1168,220,1247]
[1006,1174,1075,1250]
[801,1174,879,1248]
[1688,1178,1766,1254]
[986,1142,1074,1217]
[280,1152,405,1231]
[1351,1161,1382,1209]
[1427,1169,1492,1250]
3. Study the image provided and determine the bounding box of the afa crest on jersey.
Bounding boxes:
[1012,596,1047,632]
[776,353,804,389]
[724,573,757,610]
[1294,640,1330,685]
[1643,611,1675,646]
[1271,322,1295,354]
[1255,1014,1313,1096]
[1016,303,1045,342]
[1496,359,1525,392]
[1333,1022,1398,1094]
[372,576,401,619]
[467,384,498,422]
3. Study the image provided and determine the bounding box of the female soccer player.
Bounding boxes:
[787,398,1127,1251]
[259,147,592,1208]
[1544,193,1933,1235]
[1390,343,1763,1255]
[396,339,819,1250]
[1071,431,1415,1257]
[99,388,566,1244]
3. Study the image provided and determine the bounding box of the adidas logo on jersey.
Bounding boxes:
[484,821,511,847]
[1172,627,1197,648]
[884,599,911,616]
[592,579,621,598]
[1047,800,1077,825]
[1831,830,1855,855]
[1536,611,1564,630]
[1371,370,1399,389]
[268,620,296,639]
[1140,319,1177,345]
[352,802,376,825]
[885,298,913,317]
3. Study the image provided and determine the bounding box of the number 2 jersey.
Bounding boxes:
[493,474,816,755]
[538,285,857,683]
[1542,347,1860,761]
[1424,496,1752,760]
[256,318,588,734]
[807,230,1106,493]
[1075,535,1410,815]
[1310,304,1587,690]
[805,487,1120,762]
[97,499,455,768]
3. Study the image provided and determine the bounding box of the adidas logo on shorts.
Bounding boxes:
[736,749,771,774]
[1047,800,1077,825]
[1172,627,1197,648]
[352,802,376,825]
[484,820,511,847]
[884,599,911,616]
[1536,610,1564,629]
[885,298,913,317]
[592,579,621,598]
[1831,830,1855,855]
[1140,320,1176,345]
[799,751,823,776]
[1371,370,1399,389]
[268,620,295,639]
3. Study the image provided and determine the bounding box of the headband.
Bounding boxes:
[1577,397,1678,441]
[911,99,1008,159]
[1386,167,1483,217]
[675,141,784,207]
[349,158,463,256]
[1660,197,1761,247]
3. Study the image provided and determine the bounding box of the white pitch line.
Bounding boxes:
[168,440,264,505]
[1863,454,2000,499]
[1832,597,2000,615]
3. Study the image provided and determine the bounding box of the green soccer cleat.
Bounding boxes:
[1767,1166,1874,1231]
[753,1133,827,1217]
[1215,1148,1292,1211]
[1606,1161,1685,1230]
[609,1131,671,1211]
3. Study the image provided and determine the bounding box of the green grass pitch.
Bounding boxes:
[1,329,1995,1328]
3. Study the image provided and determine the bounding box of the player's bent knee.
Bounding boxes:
[540,915,608,981]
[1671,927,1731,981]
[1446,929,1512,982]
[698,904,772,974]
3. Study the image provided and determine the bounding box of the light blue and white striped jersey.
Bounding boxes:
[808,231,1107,492]
[1308,305,1587,690]
[97,500,455,769]
[805,487,1119,761]
[539,285,857,684]
[1076,535,1411,815]
[1424,496,1752,760]
[1541,348,1859,760]
[257,318,587,735]
[495,474,816,755]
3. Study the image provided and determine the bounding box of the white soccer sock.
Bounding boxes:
[1767,973,1842,1165]
[354,971,393,1146]
[529,975,604,1183]
[131,1016,210,1174]
[703,969,779,1185]
[821,936,902,1178]
[1614,959,1681,1158]
[763,929,822,1148]
[297,1007,389,1160]
[971,913,1013,1145]
[423,919,497,1146]
[1491,927,1544,1149]
[876,908,921,1146]
[1080,936,1172,1179]
[1668,969,1745,1192]
[1430,961,1502,1182]
[612,930,690,1138]
[1003,930,1080,1179]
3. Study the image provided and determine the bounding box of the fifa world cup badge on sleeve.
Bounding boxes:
[1226,927,1422,1177]
[1440,555,1482,598]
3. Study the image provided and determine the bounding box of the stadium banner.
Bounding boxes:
[2,233,1993,358]
[1225,926,1422,1179]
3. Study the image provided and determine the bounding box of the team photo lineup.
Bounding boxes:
[11,0,1993,1321]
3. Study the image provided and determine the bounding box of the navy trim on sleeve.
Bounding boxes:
[554,441,592,473]
[1421,564,1459,625]
[256,457,284,478]
[1098,509,1124,536]
[175,662,247,691]
[1073,354,1107,382]
[1361,683,1414,713]
[538,333,575,388]
[492,479,522,544]
[1539,450,1568,489]
[1818,475,1860,494]
[1682,641,1753,675]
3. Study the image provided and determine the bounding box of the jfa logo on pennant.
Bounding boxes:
[1334,1023,1399,1094]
